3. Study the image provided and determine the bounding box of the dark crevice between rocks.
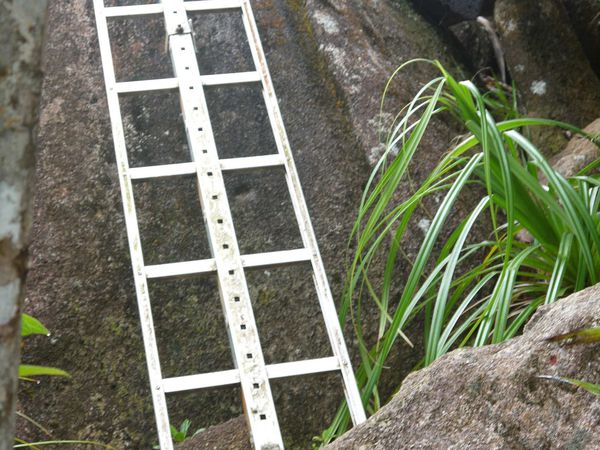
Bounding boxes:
[405,0,504,82]
[409,0,495,26]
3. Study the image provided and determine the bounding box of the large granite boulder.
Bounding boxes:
[22,0,465,448]
[494,0,600,155]
[325,283,600,449]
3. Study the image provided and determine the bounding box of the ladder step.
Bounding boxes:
[129,162,197,180]
[104,4,164,18]
[267,356,340,379]
[115,78,178,94]
[220,154,284,172]
[145,249,311,280]
[114,72,258,94]
[201,71,261,87]
[128,155,284,182]
[145,259,217,279]
[240,248,311,269]
[184,0,243,13]
[162,357,340,393]
[163,369,239,393]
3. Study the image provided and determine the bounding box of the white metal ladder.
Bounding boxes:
[92,1,366,448]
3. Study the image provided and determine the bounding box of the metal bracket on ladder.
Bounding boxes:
[93,1,366,449]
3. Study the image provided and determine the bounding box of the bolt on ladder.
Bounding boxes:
[92,0,366,448]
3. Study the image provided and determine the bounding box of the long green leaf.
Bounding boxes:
[21,314,49,337]
[19,365,70,378]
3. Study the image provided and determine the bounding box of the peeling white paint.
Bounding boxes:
[530,80,547,96]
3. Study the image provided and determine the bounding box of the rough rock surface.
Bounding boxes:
[495,0,600,155]
[0,0,47,447]
[326,283,600,449]
[303,0,462,166]
[550,118,600,178]
[23,0,466,448]
[175,417,250,450]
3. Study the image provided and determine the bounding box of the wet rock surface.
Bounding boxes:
[326,283,600,449]
[23,0,467,448]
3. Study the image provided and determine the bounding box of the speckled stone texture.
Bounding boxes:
[325,283,600,450]
[549,118,600,179]
[23,0,467,448]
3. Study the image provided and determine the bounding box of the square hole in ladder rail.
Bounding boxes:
[204,83,278,159]
[223,168,303,255]
[147,274,236,378]
[187,9,255,75]
[244,263,330,365]
[132,176,211,265]
[120,91,191,167]
[106,14,172,82]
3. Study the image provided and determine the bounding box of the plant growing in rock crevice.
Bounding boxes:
[321,59,600,444]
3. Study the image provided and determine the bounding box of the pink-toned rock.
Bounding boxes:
[326,284,600,449]
[550,118,600,178]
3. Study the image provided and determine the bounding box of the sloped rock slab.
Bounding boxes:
[326,284,600,449]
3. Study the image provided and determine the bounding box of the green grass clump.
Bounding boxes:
[321,59,600,444]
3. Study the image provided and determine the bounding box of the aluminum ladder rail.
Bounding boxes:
[92,1,366,448]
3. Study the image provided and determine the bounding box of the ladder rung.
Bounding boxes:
[201,71,261,86]
[184,0,243,12]
[129,162,197,180]
[162,357,340,393]
[220,154,284,172]
[241,249,311,269]
[104,4,164,18]
[113,72,258,94]
[114,78,178,94]
[145,259,217,279]
[267,356,340,379]
[163,369,239,393]
[128,155,282,181]
[145,249,311,280]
